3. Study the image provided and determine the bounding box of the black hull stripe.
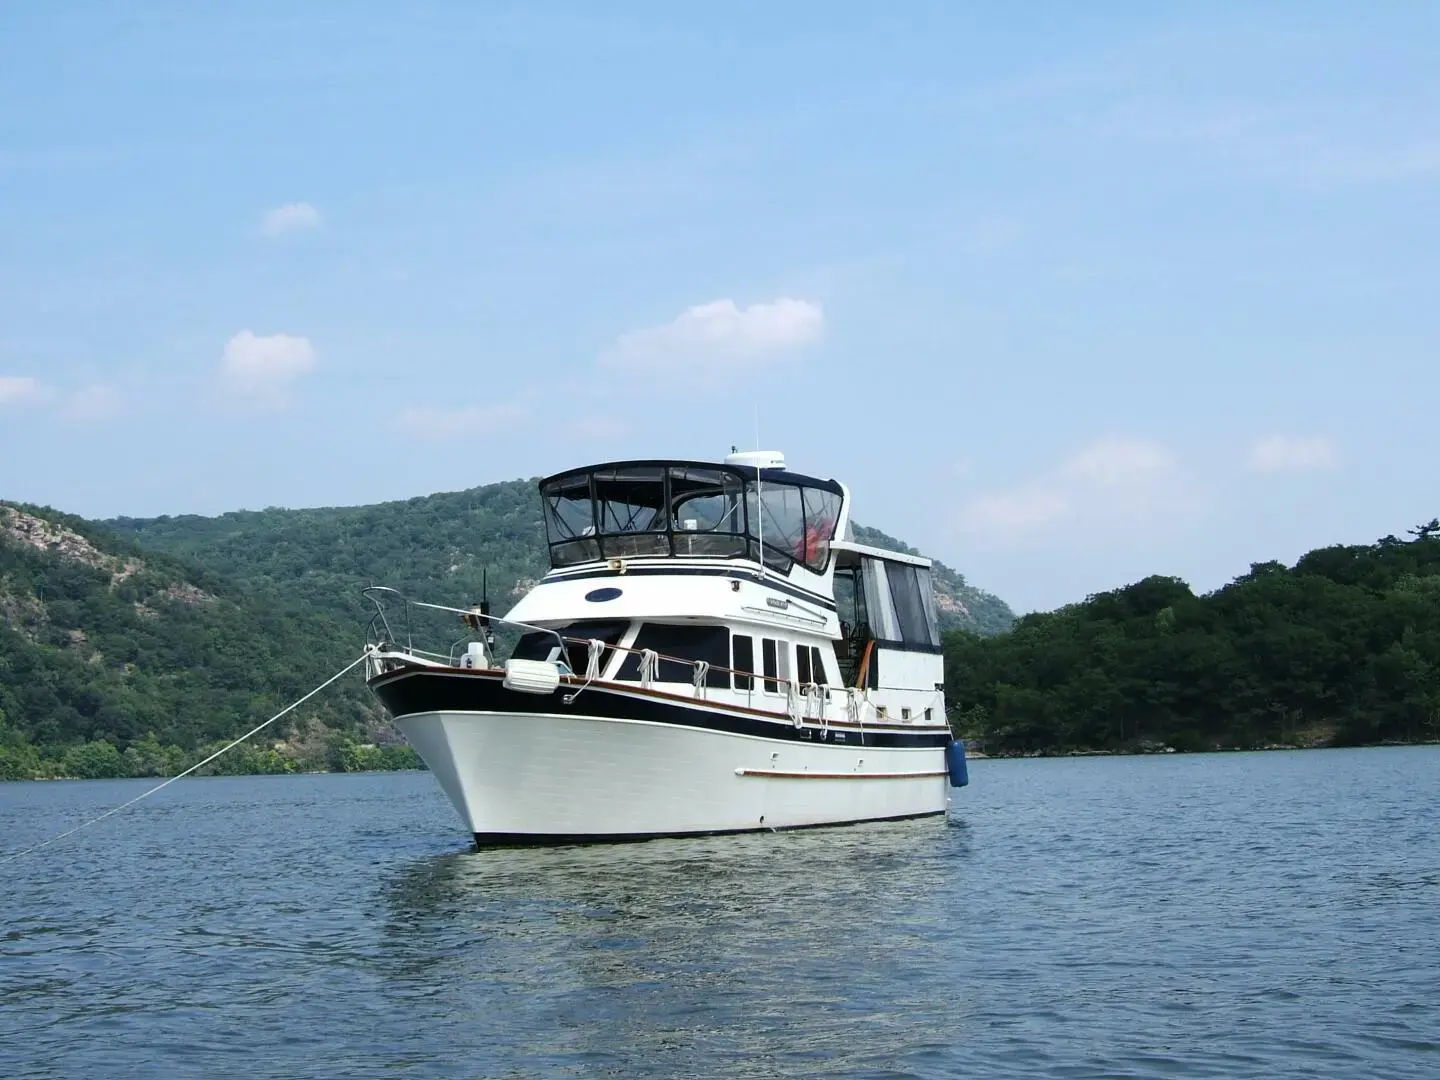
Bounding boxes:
[370,670,950,749]
[472,810,946,848]
[544,564,838,612]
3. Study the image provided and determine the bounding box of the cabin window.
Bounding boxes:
[901,707,912,720]
[732,634,755,691]
[794,645,828,687]
[761,638,779,693]
[594,466,669,558]
[925,707,934,724]
[810,646,828,685]
[614,623,730,687]
[511,620,629,672]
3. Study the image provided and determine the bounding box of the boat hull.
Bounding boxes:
[396,707,950,844]
[370,665,951,843]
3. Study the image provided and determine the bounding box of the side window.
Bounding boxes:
[796,646,812,685]
[888,564,931,648]
[810,646,827,686]
[732,635,754,691]
[762,638,779,693]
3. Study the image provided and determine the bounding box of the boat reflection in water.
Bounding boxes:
[376,818,976,1076]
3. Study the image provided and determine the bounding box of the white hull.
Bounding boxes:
[398,708,949,842]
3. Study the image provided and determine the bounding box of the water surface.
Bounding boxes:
[2,748,1437,1078]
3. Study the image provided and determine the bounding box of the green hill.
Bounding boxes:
[0,502,408,780]
[946,521,1440,754]
[0,480,1013,779]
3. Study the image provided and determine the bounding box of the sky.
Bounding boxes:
[1,2,1438,613]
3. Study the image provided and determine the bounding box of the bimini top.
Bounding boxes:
[538,458,848,576]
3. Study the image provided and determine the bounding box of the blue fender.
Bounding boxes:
[945,739,970,788]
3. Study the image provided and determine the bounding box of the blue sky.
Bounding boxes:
[2,2,1437,613]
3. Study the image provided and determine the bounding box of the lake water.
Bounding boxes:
[1,748,1437,1078]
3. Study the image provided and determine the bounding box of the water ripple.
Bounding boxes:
[1,749,1438,1078]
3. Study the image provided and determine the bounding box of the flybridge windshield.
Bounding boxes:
[540,462,843,573]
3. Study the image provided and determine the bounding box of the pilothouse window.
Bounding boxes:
[544,474,599,567]
[669,467,747,558]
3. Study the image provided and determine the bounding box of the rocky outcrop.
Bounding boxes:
[0,503,215,604]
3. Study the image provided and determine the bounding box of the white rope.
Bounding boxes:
[638,649,659,689]
[562,639,608,704]
[691,660,709,700]
[0,649,375,867]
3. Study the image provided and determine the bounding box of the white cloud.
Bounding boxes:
[1247,435,1338,473]
[261,202,322,237]
[959,437,1189,543]
[1059,436,1176,487]
[0,375,46,406]
[962,488,1073,535]
[600,297,824,373]
[221,331,316,403]
[58,383,122,422]
[391,402,530,441]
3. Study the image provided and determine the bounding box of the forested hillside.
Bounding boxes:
[0,504,413,780]
[946,522,1440,754]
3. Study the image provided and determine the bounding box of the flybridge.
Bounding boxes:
[538,455,849,577]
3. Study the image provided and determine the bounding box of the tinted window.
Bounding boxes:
[762,638,779,693]
[615,623,729,687]
[796,646,812,684]
[512,631,563,663]
[732,635,754,691]
[810,646,827,686]
[511,620,628,672]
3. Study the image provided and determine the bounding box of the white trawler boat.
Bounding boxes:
[364,450,968,845]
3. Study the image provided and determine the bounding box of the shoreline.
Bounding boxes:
[968,738,1440,760]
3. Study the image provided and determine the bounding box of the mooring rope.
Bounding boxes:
[0,649,375,867]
